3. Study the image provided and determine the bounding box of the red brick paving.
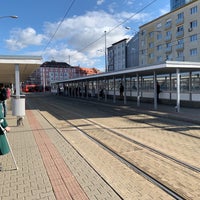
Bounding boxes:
[27,110,89,200]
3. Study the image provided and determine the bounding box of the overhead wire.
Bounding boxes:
[40,0,159,64]
[41,0,76,54]
[73,0,159,55]
[106,0,159,35]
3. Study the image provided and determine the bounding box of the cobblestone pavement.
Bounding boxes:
[0,94,200,199]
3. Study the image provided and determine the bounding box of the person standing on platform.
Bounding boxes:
[157,81,161,102]
[0,100,11,169]
[6,85,11,99]
[0,83,8,117]
[120,83,124,98]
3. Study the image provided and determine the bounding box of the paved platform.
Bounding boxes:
[0,105,122,200]
[97,97,200,125]
[0,96,200,200]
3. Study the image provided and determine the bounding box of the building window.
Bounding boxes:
[177,25,184,32]
[141,40,145,47]
[149,53,154,59]
[141,59,145,65]
[166,42,172,48]
[149,42,154,48]
[166,30,172,41]
[190,6,197,15]
[176,12,184,25]
[190,34,197,42]
[178,51,183,56]
[177,38,184,45]
[141,49,145,55]
[177,51,184,61]
[190,20,197,29]
[176,25,184,38]
[177,12,184,20]
[149,32,154,38]
[190,48,197,56]
[141,50,144,55]
[166,42,172,53]
[157,44,162,51]
[156,23,162,29]
[166,30,171,36]
[166,54,172,61]
[157,32,162,40]
[141,30,145,36]
[157,56,162,62]
[165,19,172,29]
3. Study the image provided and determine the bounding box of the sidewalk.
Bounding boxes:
[89,96,200,124]
[0,96,200,200]
[129,102,200,125]
[0,108,121,200]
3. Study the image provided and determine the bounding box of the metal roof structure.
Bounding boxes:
[50,60,200,113]
[53,61,200,84]
[0,55,43,83]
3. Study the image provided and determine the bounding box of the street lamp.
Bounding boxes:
[104,30,107,72]
[0,15,18,19]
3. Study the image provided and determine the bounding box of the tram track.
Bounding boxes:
[88,100,200,140]
[27,95,200,199]
[96,116,200,172]
[61,116,186,200]
[45,99,200,173]
[39,104,197,200]
[75,116,200,173]
[123,115,200,140]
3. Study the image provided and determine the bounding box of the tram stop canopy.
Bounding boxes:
[0,55,43,118]
[53,60,200,112]
[0,55,43,83]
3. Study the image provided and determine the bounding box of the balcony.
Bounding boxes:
[176,43,184,51]
[165,22,172,30]
[165,35,172,42]
[165,46,172,53]
[176,55,184,61]
[176,18,184,25]
[176,30,184,38]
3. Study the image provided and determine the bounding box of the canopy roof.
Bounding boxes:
[53,61,200,84]
[0,55,43,83]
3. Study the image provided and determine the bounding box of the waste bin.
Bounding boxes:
[12,95,25,116]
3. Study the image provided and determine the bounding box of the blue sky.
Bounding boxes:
[0,0,170,71]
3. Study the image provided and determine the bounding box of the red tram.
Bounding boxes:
[22,84,43,92]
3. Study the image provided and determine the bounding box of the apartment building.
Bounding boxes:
[126,32,139,68]
[26,61,100,89]
[170,0,195,11]
[107,39,127,72]
[139,0,200,66]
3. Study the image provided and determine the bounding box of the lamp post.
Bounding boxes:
[104,30,107,72]
[0,15,18,19]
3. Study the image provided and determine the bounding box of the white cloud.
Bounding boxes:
[5,9,152,70]
[5,27,46,51]
[160,6,170,15]
[126,1,134,5]
[43,10,146,50]
[108,2,117,13]
[43,11,130,58]
[43,47,93,67]
[97,0,104,5]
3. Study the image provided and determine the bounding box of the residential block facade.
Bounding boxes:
[139,0,200,66]
[107,39,127,72]
[107,0,200,71]
[26,61,100,89]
